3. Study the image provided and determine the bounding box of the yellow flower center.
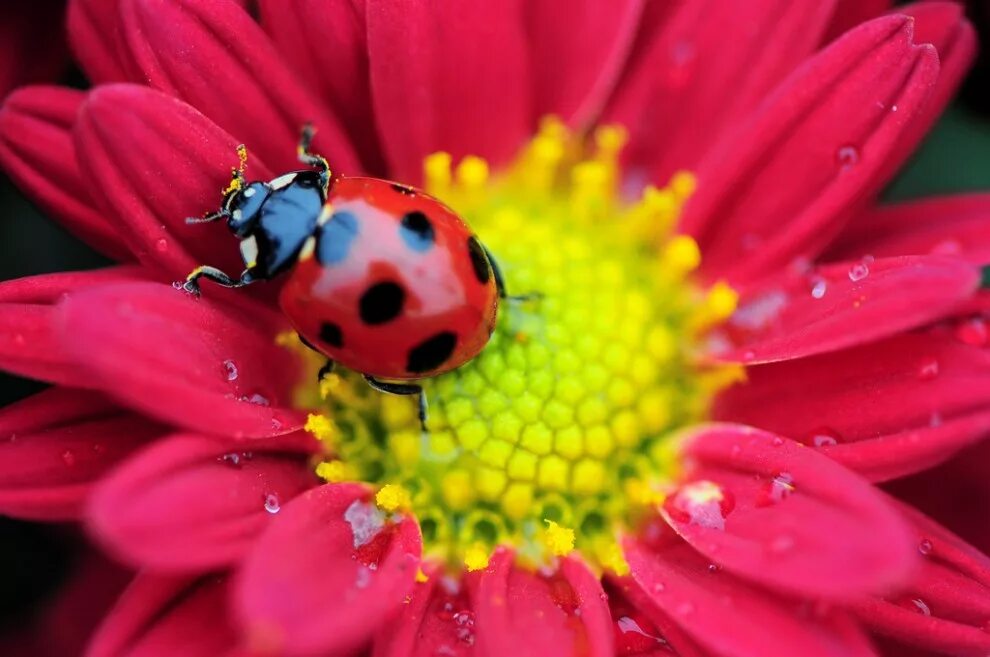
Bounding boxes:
[297,118,741,573]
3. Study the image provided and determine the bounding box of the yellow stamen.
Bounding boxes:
[544,520,575,556]
[376,484,412,513]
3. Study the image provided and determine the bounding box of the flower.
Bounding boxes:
[1,1,990,656]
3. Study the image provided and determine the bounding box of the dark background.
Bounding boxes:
[3,0,990,642]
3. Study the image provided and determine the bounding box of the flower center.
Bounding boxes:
[298,119,740,573]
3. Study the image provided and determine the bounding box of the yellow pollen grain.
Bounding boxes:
[544,520,575,556]
[376,484,412,513]
[464,543,491,572]
[304,413,336,444]
[415,568,429,583]
[300,121,736,572]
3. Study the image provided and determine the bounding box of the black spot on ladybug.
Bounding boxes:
[466,236,491,284]
[399,211,435,252]
[391,183,417,196]
[319,322,344,347]
[407,331,457,373]
[316,210,359,265]
[359,281,405,325]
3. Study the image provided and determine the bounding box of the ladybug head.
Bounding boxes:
[223,181,271,238]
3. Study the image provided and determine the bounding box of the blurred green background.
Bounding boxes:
[2,0,990,642]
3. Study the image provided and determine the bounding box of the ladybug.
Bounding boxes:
[184,126,523,429]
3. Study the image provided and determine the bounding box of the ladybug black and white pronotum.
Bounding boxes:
[184,126,521,429]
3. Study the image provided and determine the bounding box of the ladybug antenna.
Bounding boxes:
[297,123,331,193]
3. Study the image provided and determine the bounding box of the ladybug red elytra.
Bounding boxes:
[183,126,527,428]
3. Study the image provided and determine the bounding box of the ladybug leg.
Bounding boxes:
[185,208,229,225]
[363,376,428,432]
[297,123,331,194]
[182,266,255,296]
[484,246,542,302]
[297,335,336,382]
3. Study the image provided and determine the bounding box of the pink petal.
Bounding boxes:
[824,0,893,42]
[118,0,360,174]
[67,0,131,83]
[715,255,978,364]
[366,0,532,182]
[715,331,990,481]
[74,83,272,285]
[258,0,386,174]
[86,574,238,657]
[662,424,917,600]
[604,0,836,188]
[372,562,476,657]
[851,502,990,657]
[0,86,131,261]
[57,281,303,439]
[472,550,614,657]
[88,431,318,571]
[0,386,164,520]
[623,536,879,657]
[525,0,644,128]
[681,15,939,284]
[829,194,990,265]
[235,483,422,656]
[0,268,147,386]
[886,3,977,181]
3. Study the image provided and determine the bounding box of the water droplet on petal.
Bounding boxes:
[955,318,989,347]
[806,426,842,447]
[171,281,184,290]
[836,145,860,170]
[344,499,385,548]
[810,277,827,299]
[652,582,666,593]
[906,598,931,616]
[707,563,721,573]
[61,450,76,466]
[615,615,667,652]
[355,565,373,589]
[918,539,933,556]
[848,262,869,282]
[241,392,270,406]
[917,357,939,381]
[771,436,785,447]
[219,453,242,468]
[664,480,735,531]
[263,493,280,514]
[222,359,239,381]
[155,238,168,252]
[758,472,796,506]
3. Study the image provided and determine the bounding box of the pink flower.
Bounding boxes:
[1,2,990,657]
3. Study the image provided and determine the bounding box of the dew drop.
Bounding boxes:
[955,318,989,347]
[222,359,239,381]
[61,450,76,466]
[344,499,385,548]
[809,276,827,299]
[652,582,666,593]
[771,436,785,447]
[615,615,667,651]
[452,611,475,645]
[836,145,860,170]
[917,357,939,381]
[263,493,281,514]
[219,453,242,468]
[910,598,931,616]
[758,472,795,506]
[807,426,842,447]
[848,262,870,282]
[355,565,373,589]
[918,539,933,556]
[241,392,270,406]
[664,480,735,531]
[770,534,796,553]
[155,238,168,252]
[707,563,721,574]
[171,281,184,290]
